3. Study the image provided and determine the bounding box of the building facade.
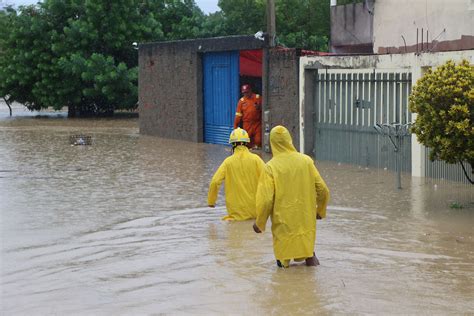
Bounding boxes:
[138,35,307,151]
[330,0,474,54]
[299,50,474,182]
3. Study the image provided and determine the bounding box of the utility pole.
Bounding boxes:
[266,0,276,47]
[263,0,276,152]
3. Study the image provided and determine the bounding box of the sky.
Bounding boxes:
[5,0,220,14]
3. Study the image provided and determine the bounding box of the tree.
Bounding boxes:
[409,60,474,183]
[0,6,46,111]
[157,0,206,40]
[1,0,331,117]
[217,0,265,36]
[275,0,329,51]
[215,0,330,51]
[48,0,165,116]
[0,7,15,115]
[199,11,228,38]
[0,0,167,116]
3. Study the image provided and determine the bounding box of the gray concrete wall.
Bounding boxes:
[266,48,301,150]
[138,36,266,142]
[330,1,374,53]
[139,43,202,141]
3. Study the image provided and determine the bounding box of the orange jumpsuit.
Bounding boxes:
[234,93,262,147]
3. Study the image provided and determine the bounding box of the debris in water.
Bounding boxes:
[70,135,92,146]
[450,202,464,209]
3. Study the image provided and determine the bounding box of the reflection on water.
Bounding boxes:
[0,110,473,314]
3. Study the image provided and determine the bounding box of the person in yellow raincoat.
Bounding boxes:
[208,128,265,221]
[252,125,330,268]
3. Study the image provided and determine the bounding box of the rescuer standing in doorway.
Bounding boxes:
[234,84,262,149]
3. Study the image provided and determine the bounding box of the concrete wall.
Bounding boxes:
[373,0,474,54]
[299,50,474,177]
[330,1,374,53]
[265,48,301,150]
[139,43,201,141]
[138,36,266,142]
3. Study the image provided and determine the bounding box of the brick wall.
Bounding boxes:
[139,42,202,142]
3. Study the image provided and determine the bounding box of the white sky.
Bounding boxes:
[8,0,220,14]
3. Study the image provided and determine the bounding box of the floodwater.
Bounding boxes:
[1,104,473,314]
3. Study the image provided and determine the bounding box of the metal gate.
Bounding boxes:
[313,69,412,171]
[203,51,239,145]
[425,148,473,184]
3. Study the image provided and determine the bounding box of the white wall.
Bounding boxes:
[373,0,474,53]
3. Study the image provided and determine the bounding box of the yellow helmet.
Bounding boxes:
[229,128,250,144]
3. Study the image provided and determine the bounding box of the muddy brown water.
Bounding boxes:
[1,105,473,314]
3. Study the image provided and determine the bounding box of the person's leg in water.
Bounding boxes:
[276,256,320,267]
[276,259,290,268]
[285,253,320,266]
[305,252,320,266]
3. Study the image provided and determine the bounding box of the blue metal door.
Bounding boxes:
[203,51,239,144]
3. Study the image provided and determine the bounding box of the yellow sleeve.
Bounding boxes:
[207,162,226,206]
[255,155,266,179]
[255,165,275,232]
[312,162,330,219]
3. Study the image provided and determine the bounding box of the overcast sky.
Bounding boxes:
[7,0,220,14]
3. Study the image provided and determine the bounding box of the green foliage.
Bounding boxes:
[449,202,464,209]
[214,0,329,51]
[199,11,228,38]
[0,0,179,116]
[157,0,206,40]
[409,60,474,179]
[1,0,331,116]
[217,0,266,35]
[0,6,57,110]
[336,0,363,5]
[275,0,329,51]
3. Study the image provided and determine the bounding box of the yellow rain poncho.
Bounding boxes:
[208,145,265,221]
[255,126,330,262]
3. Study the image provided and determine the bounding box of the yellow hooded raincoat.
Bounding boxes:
[208,145,265,221]
[255,126,330,261]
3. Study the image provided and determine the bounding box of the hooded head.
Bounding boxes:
[269,125,296,156]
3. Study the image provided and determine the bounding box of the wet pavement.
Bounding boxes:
[1,104,473,314]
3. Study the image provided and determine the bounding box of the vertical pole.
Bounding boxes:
[397,135,402,189]
[395,81,402,189]
[421,28,424,51]
[416,28,418,53]
[262,47,270,153]
[267,0,276,47]
[263,0,276,152]
[426,29,429,51]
